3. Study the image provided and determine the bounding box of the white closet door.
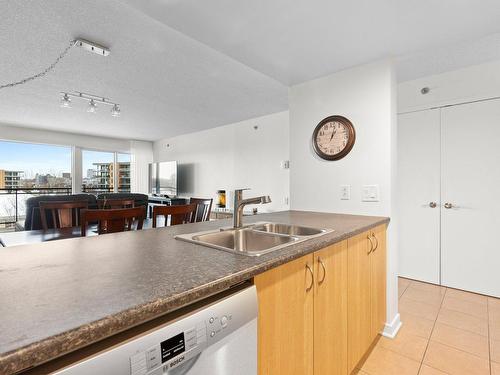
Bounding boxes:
[441,99,500,297]
[398,110,441,283]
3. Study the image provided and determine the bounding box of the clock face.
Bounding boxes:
[312,116,355,160]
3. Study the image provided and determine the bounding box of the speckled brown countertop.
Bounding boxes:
[0,211,389,374]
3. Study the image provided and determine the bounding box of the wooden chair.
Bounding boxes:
[97,198,135,209]
[39,201,89,231]
[80,206,146,236]
[152,203,198,228]
[189,198,213,222]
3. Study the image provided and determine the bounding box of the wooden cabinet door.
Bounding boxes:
[314,241,348,375]
[255,254,314,375]
[347,231,373,374]
[370,225,387,339]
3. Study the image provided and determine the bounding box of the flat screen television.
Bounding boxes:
[149,161,177,197]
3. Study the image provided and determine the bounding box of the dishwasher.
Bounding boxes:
[53,284,257,375]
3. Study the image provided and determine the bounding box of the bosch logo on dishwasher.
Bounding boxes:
[169,356,185,368]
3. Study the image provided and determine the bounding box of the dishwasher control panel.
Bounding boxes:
[130,311,235,375]
[130,322,206,375]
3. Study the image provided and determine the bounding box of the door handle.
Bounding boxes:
[444,202,453,209]
[371,233,379,252]
[305,264,314,292]
[429,202,437,208]
[318,257,326,285]
[367,235,374,254]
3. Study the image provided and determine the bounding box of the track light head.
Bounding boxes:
[111,104,121,117]
[60,93,71,108]
[87,99,97,113]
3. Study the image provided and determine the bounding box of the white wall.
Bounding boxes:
[399,59,500,113]
[0,122,153,193]
[130,140,154,194]
[289,60,400,335]
[0,122,132,152]
[153,111,290,212]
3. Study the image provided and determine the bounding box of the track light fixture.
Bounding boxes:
[60,92,120,117]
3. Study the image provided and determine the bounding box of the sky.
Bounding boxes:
[0,141,130,179]
[0,141,71,178]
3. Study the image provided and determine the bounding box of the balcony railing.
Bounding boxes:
[0,187,72,230]
[81,186,114,195]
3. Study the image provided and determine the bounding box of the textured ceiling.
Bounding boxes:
[396,32,500,82]
[0,0,288,141]
[124,0,500,85]
[2,1,500,141]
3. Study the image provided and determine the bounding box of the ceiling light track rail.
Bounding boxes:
[63,92,117,106]
[61,91,120,117]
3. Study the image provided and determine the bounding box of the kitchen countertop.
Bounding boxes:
[0,210,389,374]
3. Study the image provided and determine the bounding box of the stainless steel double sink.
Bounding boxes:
[175,222,333,256]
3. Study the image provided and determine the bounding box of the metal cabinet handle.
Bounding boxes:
[371,233,379,252]
[306,264,314,292]
[367,235,374,254]
[429,202,437,208]
[444,202,453,209]
[318,257,326,285]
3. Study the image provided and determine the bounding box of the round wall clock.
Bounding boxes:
[312,115,356,161]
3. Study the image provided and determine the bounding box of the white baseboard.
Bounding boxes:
[382,313,402,339]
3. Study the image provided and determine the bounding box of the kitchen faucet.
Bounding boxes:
[233,189,271,229]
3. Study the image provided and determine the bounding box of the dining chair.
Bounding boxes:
[189,198,213,222]
[97,198,135,209]
[152,204,198,228]
[39,201,89,231]
[80,206,146,236]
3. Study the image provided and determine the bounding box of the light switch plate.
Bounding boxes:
[340,185,351,200]
[362,185,380,202]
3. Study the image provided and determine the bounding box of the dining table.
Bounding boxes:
[0,218,157,247]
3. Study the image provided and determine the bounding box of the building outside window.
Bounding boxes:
[0,170,24,189]
[82,150,131,194]
[117,153,131,193]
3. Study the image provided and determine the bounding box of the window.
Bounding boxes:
[82,150,132,194]
[0,140,72,230]
[117,153,131,193]
[82,150,115,194]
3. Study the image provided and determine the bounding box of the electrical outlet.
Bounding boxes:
[362,185,380,202]
[284,196,289,205]
[281,160,290,169]
[340,185,351,200]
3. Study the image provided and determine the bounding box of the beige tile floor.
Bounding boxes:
[356,277,500,375]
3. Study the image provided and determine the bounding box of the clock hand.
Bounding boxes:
[329,130,336,142]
